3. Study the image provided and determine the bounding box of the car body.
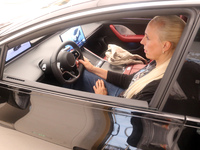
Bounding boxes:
[0,0,200,149]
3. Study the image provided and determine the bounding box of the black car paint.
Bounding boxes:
[0,1,200,150]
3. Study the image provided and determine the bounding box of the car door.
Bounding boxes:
[156,10,200,150]
[0,2,199,150]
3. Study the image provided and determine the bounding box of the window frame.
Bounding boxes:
[155,9,200,113]
[0,6,197,111]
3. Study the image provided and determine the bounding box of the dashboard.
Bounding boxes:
[3,22,125,83]
[3,19,147,84]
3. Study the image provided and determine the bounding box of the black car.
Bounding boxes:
[0,0,200,150]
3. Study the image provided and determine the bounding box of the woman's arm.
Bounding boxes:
[79,57,108,80]
[106,71,134,89]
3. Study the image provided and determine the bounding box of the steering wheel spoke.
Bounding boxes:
[62,69,80,80]
[51,41,84,85]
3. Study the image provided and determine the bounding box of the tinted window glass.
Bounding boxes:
[164,28,200,117]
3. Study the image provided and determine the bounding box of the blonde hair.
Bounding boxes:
[150,15,186,51]
[124,15,186,99]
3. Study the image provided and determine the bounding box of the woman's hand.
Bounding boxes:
[93,79,108,95]
[78,57,95,72]
[78,57,108,80]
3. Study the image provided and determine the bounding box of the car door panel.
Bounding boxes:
[0,78,185,150]
[0,125,70,150]
[0,61,189,150]
[84,19,149,58]
[177,117,200,150]
[101,108,185,150]
[2,85,184,150]
[109,24,144,43]
[14,91,112,150]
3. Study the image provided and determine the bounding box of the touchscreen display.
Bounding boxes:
[60,26,86,49]
[6,41,31,62]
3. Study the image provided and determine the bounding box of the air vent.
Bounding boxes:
[6,76,25,82]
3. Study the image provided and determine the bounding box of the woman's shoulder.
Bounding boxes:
[132,79,161,102]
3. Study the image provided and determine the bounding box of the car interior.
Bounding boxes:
[4,18,150,88]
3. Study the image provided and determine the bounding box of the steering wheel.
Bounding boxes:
[51,41,84,85]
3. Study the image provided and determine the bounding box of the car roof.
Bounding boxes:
[0,0,96,34]
[0,0,200,46]
[0,0,200,35]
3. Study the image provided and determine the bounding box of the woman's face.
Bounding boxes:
[140,22,164,61]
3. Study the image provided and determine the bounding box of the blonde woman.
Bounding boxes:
[75,15,186,102]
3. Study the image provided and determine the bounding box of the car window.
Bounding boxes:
[164,28,200,118]
[3,18,151,109]
[3,15,186,110]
